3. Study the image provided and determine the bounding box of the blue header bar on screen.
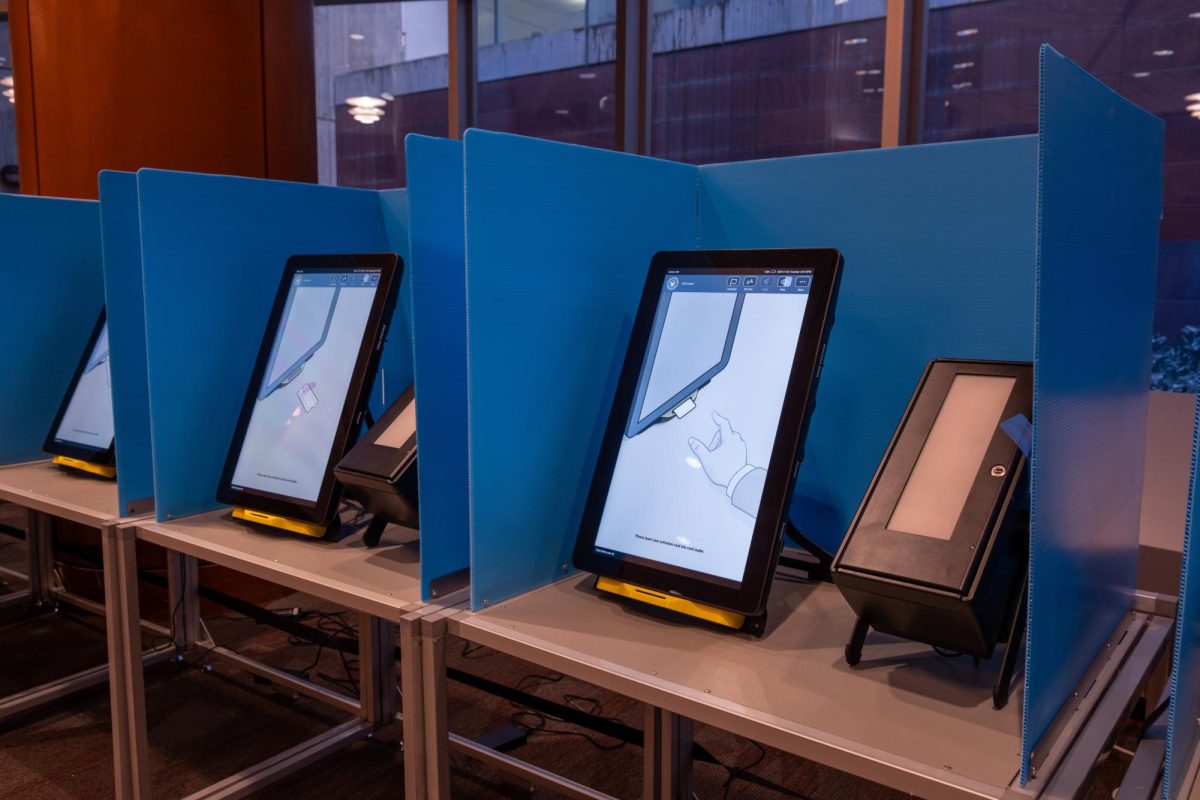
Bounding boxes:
[663,271,812,294]
[294,270,381,288]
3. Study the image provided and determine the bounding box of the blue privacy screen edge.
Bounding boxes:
[138,169,388,521]
[0,195,105,465]
[464,129,699,610]
[697,135,1038,559]
[403,134,470,601]
[1165,398,1200,798]
[99,170,155,514]
[1022,46,1164,782]
[377,188,416,420]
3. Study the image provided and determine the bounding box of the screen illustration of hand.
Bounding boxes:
[689,411,748,488]
[688,411,767,519]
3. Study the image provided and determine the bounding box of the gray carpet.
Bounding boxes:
[0,509,1136,799]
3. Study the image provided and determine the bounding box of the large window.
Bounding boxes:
[476,0,618,147]
[315,1,449,188]
[0,16,18,193]
[652,3,886,163]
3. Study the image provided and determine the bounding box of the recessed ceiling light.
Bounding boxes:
[855,69,868,76]
[952,81,973,90]
[1189,11,1200,18]
[0,76,12,87]
[862,87,875,94]
[1,88,12,99]
[1186,92,1200,101]
[868,68,881,75]
[1133,71,1152,78]
[381,92,395,101]
[844,37,868,45]
[579,72,596,80]
[1188,102,1200,112]
[956,28,979,37]
[345,95,387,109]
[953,61,975,70]
[835,0,850,5]
[349,33,365,41]
[1153,49,1174,56]
[555,108,570,115]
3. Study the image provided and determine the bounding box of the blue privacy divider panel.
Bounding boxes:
[139,170,388,521]
[465,130,698,609]
[1022,46,1164,781]
[377,189,416,418]
[0,195,104,464]
[99,171,155,515]
[697,136,1038,558]
[405,135,469,600]
[1166,400,1200,798]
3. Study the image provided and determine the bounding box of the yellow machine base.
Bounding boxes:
[595,576,746,630]
[53,455,116,479]
[233,507,328,538]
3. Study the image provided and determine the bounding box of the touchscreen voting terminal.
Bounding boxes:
[217,253,400,538]
[572,249,842,631]
[44,310,117,478]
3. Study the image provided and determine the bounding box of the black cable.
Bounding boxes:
[1145,697,1170,728]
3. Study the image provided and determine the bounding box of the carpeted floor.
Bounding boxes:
[0,507,1137,800]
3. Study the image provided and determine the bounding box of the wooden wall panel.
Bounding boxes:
[9,0,315,198]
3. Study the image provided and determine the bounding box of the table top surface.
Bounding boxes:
[0,460,122,528]
[453,574,1023,799]
[137,509,427,622]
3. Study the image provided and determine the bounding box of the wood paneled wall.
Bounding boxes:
[9,0,315,198]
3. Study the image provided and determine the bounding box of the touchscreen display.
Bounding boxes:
[53,322,115,452]
[593,270,813,584]
[230,269,381,503]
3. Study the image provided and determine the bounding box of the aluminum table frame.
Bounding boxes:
[421,576,1171,800]
[112,509,442,800]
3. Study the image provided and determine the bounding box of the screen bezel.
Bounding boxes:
[216,253,400,524]
[43,309,116,466]
[572,248,842,616]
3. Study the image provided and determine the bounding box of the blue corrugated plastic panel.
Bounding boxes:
[1165,398,1200,797]
[0,195,104,464]
[99,171,155,514]
[698,136,1038,557]
[464,130,699,610]
[1022,46,1165,781]
[377,188,416,416]
[404,135,470,601]
[138,170,387,521]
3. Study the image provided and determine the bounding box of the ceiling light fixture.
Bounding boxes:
[1190,11,1200,18]
[856,69,868,75]
[1187,102,1200,112]
[554,108,571,115]
[956,28,979,37]
[1133,71,1152,78]
[0,76,12,87]
[1186,92,1200,101]
[1153,49,1175,56]
[345,95,387,109]
[952,81,973,90]
[844,37,868,45]
[953,61,975,70]
[349,33,365,41]
[579,72,596,80]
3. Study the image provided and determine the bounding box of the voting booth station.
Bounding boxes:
[2,43,1200,800]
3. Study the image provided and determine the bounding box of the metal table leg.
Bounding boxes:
[106,526,152,800]
[422,612,452,800]
[398,612,427,800]
[26,509,53,606]
[644,707,693,800]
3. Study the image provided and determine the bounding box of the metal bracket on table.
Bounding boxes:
[1004,610,1173,799]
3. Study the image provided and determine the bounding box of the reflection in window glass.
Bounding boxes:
[652,4,886,164]
[476,0,617,147]
[922,0,1200,388]
[0,18,18,193]
[315,1,449,188]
